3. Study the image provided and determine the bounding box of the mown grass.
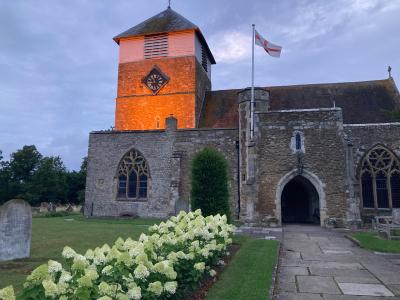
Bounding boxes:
[0,215,160,295]
[351,232,400,253]
[206,236,279,300]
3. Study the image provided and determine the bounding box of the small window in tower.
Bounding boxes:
[144,33,168,59]
[201,45,208,72]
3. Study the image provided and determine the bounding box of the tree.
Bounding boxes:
[0,150,12,205]
[27,156,68,205]
[9,145,42,183]
[191,148,230,221]
[66,157,87,204]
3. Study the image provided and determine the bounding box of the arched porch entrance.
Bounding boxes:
[281,175,320,224]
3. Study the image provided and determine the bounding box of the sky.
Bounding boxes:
[0,0,399,170]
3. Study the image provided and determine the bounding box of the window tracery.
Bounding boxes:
[117,149,149,200]
[360,145,400,209]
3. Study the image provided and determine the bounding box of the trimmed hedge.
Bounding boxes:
[191,148,230,222]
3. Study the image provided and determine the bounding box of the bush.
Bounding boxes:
[191,148,230,221]
[1,210,234,300]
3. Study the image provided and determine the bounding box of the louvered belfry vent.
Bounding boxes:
[144,33,169,59]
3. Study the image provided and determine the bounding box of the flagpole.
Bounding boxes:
[250,24,255,140]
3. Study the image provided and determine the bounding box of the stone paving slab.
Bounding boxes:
[275,225,400,299]
[338,283,395,297]
[277,292,323,300]
[323,250,353,254]
[280,266,309,276]
[334,275,380,284]
[297,275,341,294]
[309,268,372,278]
[323,295,400,300]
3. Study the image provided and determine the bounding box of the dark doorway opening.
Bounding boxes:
[281,176,320,224]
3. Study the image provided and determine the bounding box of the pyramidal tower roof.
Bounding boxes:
[113,7,215,64]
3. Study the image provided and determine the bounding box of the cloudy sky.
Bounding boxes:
[1,0,399,170]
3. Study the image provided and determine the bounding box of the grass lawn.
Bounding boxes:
[351,232,400,253]
[0,215,160,295]
[206,235,279,300]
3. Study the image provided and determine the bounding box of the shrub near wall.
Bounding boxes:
[0,210,234,300]
[191,148,230,222]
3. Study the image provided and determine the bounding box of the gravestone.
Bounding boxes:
[0,199,32,261]
[39,202,48,213]
[47,202,56,212]
[393,208,400,223]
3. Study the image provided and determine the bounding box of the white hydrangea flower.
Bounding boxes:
[209,269,217,277]
[59,271,72,283]
[127,286,141,300]
[42,279,58,297]
[0,286,15,300]
[101,265,113,275]
[147,281,163,296]
[134,264,150,280]
[138,233,148,242]
[164,281,177,294]
[47,260,62,274]
[194,262,205,272]
[61,246,76,259]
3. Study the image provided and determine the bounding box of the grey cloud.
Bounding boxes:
[0,0,399,170]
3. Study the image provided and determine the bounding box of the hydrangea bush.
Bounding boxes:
[0,210,234,300]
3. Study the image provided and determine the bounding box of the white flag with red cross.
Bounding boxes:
[255,30,282,58]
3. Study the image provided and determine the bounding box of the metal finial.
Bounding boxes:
[168,0,171,8]
[388,65,392,78]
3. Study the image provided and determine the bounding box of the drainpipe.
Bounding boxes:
[235,140,241,219]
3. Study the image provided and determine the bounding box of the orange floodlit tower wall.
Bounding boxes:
[113,9,215,131]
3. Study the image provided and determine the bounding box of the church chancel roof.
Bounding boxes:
[199,78,400,128]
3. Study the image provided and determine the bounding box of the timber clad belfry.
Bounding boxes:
[85,7,400,227]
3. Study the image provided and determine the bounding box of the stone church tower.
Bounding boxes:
[113,8,215,130]
[85,7,400,228]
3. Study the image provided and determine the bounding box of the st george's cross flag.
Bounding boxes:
[255,30,282,58]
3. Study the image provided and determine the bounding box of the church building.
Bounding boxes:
[84,7,400,227]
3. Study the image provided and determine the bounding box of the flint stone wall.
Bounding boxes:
[0,199,32,261]
[250,108,348,225]
[85,127,239,219]
[344,123,400,221]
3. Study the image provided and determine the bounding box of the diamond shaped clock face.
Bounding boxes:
[143,67,169,95]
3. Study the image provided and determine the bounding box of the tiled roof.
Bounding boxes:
[198,78,400,128]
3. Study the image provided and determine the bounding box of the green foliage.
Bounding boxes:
[0,146,86,206]
[191,148,230,221]
[41,211,71,218]
[0,211,234,299]
[351,232,400,253]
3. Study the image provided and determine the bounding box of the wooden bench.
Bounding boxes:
[373,216,400,240]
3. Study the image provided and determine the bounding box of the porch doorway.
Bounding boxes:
[281,175,320,224]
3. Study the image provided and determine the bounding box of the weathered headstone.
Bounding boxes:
[393,208,400,223]
[39,202,48,213]
[47,202,56,212]
[0,199,32,261]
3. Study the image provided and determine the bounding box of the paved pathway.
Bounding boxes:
[275,225,400,299]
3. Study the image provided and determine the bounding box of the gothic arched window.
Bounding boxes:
[117,149,149,200]
[360,145,400,209]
